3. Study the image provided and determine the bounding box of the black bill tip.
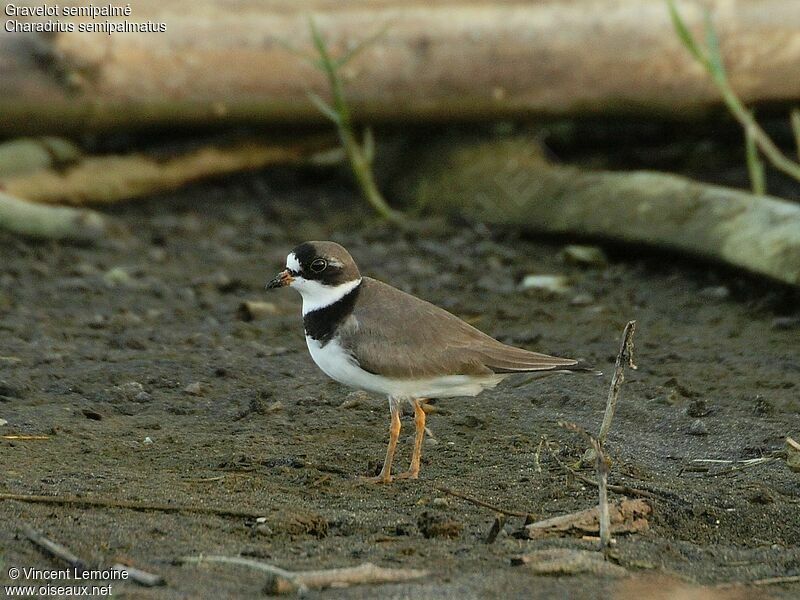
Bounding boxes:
[266,269,294,290]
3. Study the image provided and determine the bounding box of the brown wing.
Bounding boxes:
[339,278,579,379]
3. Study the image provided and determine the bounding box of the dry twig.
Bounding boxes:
[598,320,637,446]
[559,423,613,550]
[484,514,506,544]
[23,523,87,570]
[716,574,800,589]
[545,439,657,499]
[22,523,164,586]
[1,492,267,519]
[179,555,427,594]
[433,485,533,518]
[682,453,784,477]
[111,563,165,587]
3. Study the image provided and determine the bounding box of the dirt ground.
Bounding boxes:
[1,161,799,598]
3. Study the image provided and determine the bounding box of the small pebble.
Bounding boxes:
[417,511,462,539]
[0,380,25,399]
[133,391,153,403]
[687,420,708,436]
[148,248,167,263]
[143,436,154,445]
[559,245,608,268]
[685,398,710,418]
[111,381,151,403]
[213,273,243,293]
[698,286,730,300]
[183,382,205,396]
[753,395,773,416]
[748,486,776,504]
[248,341,289,358]
[103,267,135,288]
[431,497,449,508]
[519,275,570,294]
[237,301,279,321]
[570,293,595,306]
[787,437,800,472]
[340,390,369,409]
[771,316,800,330]
[265,401,284,413]
[0,418,8,427]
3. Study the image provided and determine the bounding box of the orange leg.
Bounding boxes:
[362,403,401,483]
[397,398,426,480]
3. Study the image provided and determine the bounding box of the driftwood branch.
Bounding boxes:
[180,556,427,595]
[401,136,800,287]
[0,191,107,241]
[2,138,336,206]
[3,0,800,133]
[0,137,81,177]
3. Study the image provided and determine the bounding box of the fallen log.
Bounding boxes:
[2,0,800,133]
[397,136,800,287]
[0,190,107,241]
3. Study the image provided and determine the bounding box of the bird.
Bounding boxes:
[266,241,594,483]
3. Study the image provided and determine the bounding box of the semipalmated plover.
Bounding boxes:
[267,241,593,483]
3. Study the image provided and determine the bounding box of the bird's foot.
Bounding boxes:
[395,470,419,480]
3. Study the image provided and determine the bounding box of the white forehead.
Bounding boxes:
[286,252,301,272]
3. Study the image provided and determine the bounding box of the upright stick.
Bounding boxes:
[598,320,637,445]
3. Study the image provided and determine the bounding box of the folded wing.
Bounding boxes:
[342,278,583,379]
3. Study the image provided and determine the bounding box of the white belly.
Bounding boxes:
[305,336,505,399]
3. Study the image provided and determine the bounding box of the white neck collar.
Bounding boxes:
[297,277,362,315]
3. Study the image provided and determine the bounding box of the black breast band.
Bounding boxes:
[303,282,362,346]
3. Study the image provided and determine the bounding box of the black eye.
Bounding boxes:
[310,258,327,273]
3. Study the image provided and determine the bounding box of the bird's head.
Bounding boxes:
[266,241,362,313]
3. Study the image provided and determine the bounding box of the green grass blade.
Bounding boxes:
[274,37,319,70]
[308,16,336,72]
[307,92,341,124]
[791,109,800,162]
[362,128,375,165]
[335,24,391,69]
[667,0,703,62]
[703,11,726,79]
[745,123,766,195]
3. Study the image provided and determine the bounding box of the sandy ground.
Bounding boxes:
[1,169,799,598]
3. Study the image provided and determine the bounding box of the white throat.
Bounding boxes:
[293,277,362,315]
